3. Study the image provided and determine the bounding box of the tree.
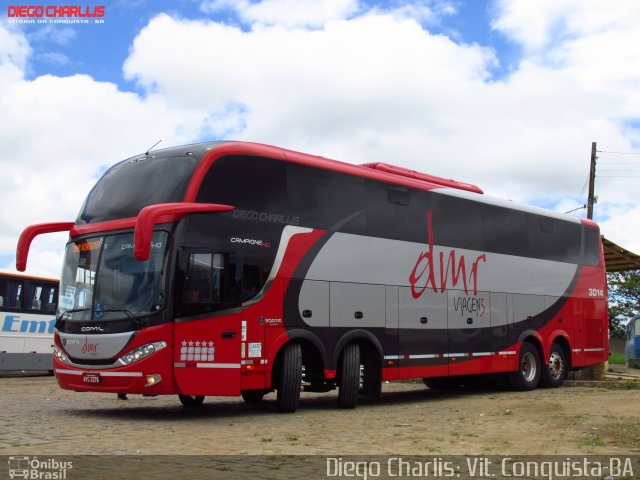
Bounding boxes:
[607,270,640,338]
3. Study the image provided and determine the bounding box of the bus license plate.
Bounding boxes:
[82,373,102,384]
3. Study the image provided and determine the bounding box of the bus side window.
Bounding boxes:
[180,252,240,315]
[0,277,24,309]
[22,282,58,312]
[41,284,58,312]
[184,253,220,304]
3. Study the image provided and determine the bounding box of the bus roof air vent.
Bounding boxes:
[360,162,483,194]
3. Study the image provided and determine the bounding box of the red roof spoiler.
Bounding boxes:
[360,162,483,194]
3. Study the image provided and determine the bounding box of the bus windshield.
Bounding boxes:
[58,231,169,320]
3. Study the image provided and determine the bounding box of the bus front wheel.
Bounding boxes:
[276,342,302,413]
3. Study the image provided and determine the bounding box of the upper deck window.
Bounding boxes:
[77,154,199,224]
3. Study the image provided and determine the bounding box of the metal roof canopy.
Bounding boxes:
[602,237,640,272]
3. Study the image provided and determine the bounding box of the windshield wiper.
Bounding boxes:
[56,307,143,329]
[95,309,144,328]
[55,308,92,329]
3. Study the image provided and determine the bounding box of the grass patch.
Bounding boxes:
[600,421,640,448]
[609,352,626,365]
[581,435,605,447]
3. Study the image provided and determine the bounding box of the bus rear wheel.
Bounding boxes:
[507,342,541,391]
[338,343,360,409]
[541,342,567,388]
[276,342,302,413]
[178,394,204,407]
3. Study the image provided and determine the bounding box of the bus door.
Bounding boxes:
[174,251,242,396]
[239,277,284,391]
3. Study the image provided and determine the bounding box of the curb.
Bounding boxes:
[565,379,640,389]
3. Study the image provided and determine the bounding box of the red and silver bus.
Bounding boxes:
[16,141,608,411]
[1,272,58,371]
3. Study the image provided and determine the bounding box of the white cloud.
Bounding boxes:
[30,26,77,46]
[490,0,640,250]
[0,23,210,278]
[201,0,361,28]
[492,0,640,102]
[122,2,640,251]
[122,10,633,198]
[600,205,640,255]
[200,0,458,29]
[0,24,30,72]
[36,51,71,66]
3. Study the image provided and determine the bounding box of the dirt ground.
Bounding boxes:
[1,373,639,457]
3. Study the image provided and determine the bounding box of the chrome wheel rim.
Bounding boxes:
[521,351,537,382]
[548,351,564,380]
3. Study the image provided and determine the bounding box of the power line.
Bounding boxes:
[598,161,640,165]
[598,175,640,178]
[570,174,589,216]
[565,205,586,214]
[597,150,640,154]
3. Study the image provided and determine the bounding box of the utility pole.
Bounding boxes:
[579,141,607,382]
[587,141,597,220]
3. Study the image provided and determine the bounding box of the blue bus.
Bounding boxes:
[625,315,640,368]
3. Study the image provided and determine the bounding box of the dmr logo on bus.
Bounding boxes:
[409,211,487,299]
[4,4,105,24]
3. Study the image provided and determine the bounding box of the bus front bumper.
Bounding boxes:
[53,347,176,395]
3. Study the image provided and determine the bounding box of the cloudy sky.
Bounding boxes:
[1,0,639,278]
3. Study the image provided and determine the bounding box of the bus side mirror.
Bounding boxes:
[16,222,75,272]
[134,202,235,261]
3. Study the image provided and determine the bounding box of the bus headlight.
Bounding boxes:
[54,346,70,364]
[118,341,167,366]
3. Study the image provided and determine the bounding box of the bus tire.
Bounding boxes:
[242,390,267,404]
[361,360,382,397]
[540,342,567,388]
[276,342,302,413]
[507,342,541,391]
[339,343,360,409]
[178,394,204,407]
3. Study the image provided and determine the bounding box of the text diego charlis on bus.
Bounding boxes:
[15,140,609,412]
[6,5,105,17]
